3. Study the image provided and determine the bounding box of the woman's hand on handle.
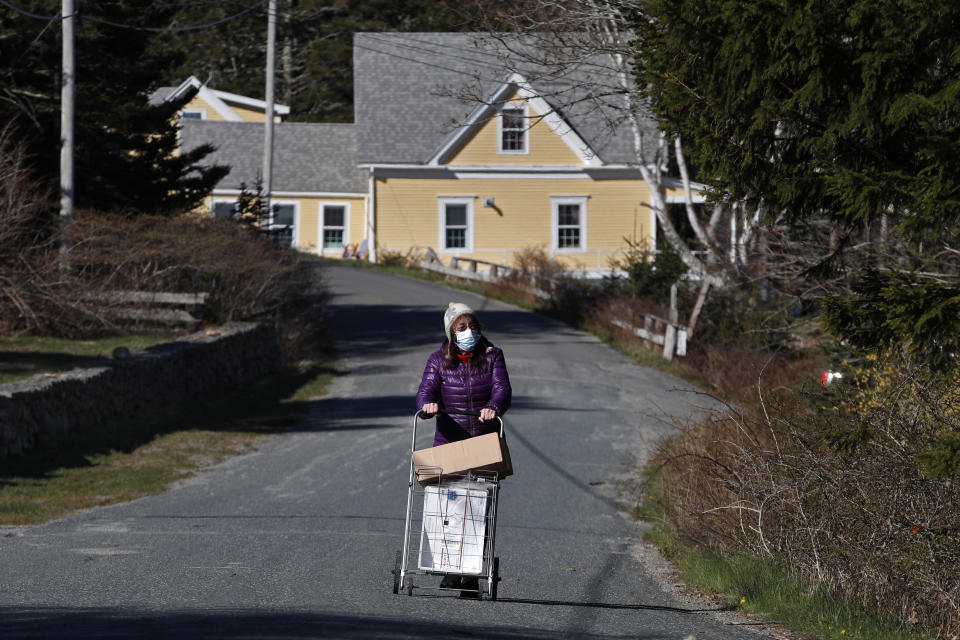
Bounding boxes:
[420,403,439,416]
[479,408,496,422]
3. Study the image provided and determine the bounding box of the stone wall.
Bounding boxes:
[0,322,281,459]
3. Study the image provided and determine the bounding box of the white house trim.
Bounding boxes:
[215,90,290,116]
[210,197,238,219]
[550,195,589,254]
[425,73,602,167]
[318,201,351,256]
[664,193,707,204]
[211,189,367,198]
[367,167,377,263]
[453,171,589,180]
[497,102,530,155]
[163,75,289,122]
[438,196,475,254]
[268,198,301,248]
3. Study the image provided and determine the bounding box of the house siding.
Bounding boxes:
[446,98,583,166]
[199,194,366,255]
[374,175,651,270]
[229,103,269,123]
[303,196,367,255]
[183,95,225,121]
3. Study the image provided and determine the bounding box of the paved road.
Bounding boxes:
[0,265,755,639]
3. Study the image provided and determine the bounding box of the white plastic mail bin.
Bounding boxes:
[418,480,491,574]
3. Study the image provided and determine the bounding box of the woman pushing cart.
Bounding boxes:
[394,302,512,599]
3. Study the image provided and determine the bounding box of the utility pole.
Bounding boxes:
[262,0,276,224]
[60,0,76,264]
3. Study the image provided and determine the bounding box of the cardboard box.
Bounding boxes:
[412,432,512,485]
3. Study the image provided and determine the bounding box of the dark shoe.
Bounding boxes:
[440,574,460,590]
[459,576,480,598]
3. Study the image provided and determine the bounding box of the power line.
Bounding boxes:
[7,9,61,68]
[353,41,508,86]
[0,0,266,31]
[81,0,266,32]
[0,0,61,20]
[359,33,631,87]
[100,0,250,8]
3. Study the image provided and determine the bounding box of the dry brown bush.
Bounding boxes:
[0,125,112,336]
[68,213,328,359]
[0,125,326,357]
[378,248,420,269]
[679,342,823,399]
[494,248,597,319]
[656,360,960,637]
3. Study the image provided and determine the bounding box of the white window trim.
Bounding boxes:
[210,197,237,219]
[497,103,530,155]
[269,199,300,248]
[180,108,206,120]
[438,196,475,253]
[318,201,351,255]
[551,196,588,253]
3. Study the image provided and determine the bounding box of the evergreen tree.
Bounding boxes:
[0,0,227,215]
[633,0,960,370]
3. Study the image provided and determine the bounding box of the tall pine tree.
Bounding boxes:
[0,0,227,215]
[633,0,960,370]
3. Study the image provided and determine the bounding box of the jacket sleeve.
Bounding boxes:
[416,352,442,410]
[484,349,512,416]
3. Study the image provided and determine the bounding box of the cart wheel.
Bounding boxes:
[490,557,500,601]
[392,550,401,595]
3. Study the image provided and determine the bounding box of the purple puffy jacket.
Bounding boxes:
[416,340,512,445]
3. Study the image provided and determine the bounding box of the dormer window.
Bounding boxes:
[498,105,528,154]
[180,109,205,120]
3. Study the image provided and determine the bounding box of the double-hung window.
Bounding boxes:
[269,202,298,246]
[321,203,349,250]
[498,104,528,154]
[438,197,474,252]
[551,196,587,252]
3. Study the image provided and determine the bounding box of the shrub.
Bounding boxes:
[378,248,421,269]
[655,355,960,637]
[0,133,327,361]
[608,239,688,301]
[68,212,328,360]
[0,124,110,337]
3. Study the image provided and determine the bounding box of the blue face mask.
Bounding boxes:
[455,329,479,352]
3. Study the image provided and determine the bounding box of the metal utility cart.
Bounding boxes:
[392,409,503,600]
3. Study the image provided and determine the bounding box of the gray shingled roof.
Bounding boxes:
[147,86,175,106]
[353,32,660,166]
[179,120,367,194]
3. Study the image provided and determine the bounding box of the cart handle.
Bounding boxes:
[417,408,484,419]
[411,409,505,456]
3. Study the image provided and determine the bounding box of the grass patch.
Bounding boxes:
[0,331,182,384]
[636,465,935,640]
[0,351,336,525]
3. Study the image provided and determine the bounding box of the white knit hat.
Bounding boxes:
[443,302,475,343]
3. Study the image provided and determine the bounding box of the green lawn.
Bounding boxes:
[0,332,182,384]
[0,331,336,525]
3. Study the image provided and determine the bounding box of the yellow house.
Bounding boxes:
[353,33,695,275]
[149,75,290,123]
[178,119,368,255]
[171,35,704,268]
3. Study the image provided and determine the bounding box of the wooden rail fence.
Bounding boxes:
[418,249,688,360]
[87,291,208,329]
